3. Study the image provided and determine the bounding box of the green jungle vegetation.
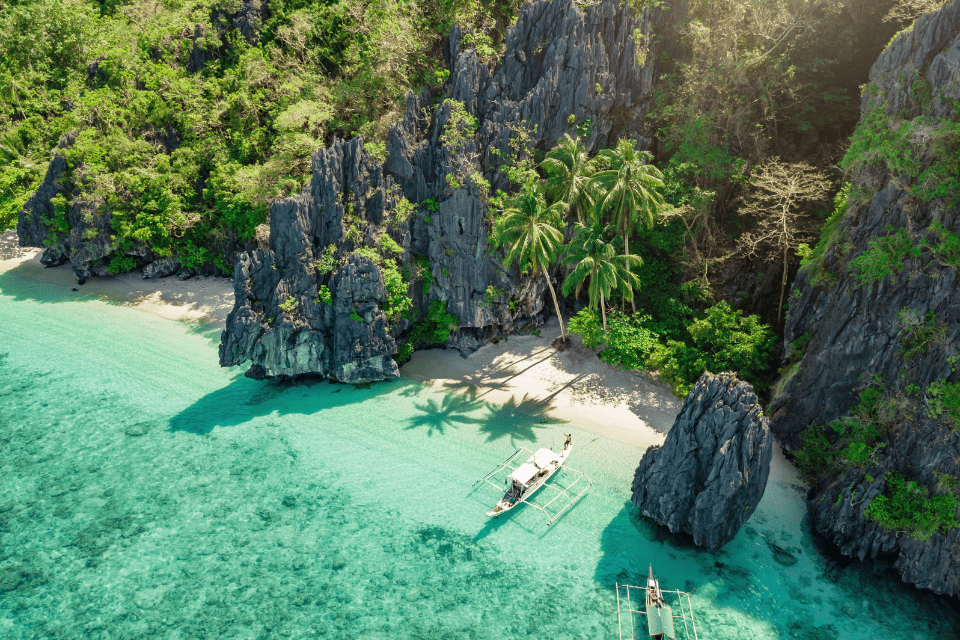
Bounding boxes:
[0,0,942,393]
[0,0,524,266]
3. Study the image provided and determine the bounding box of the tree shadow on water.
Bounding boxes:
[168,375,404,435]
[403,394,486,436]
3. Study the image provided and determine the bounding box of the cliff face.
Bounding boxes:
[631,372,773,553]
[770,1,960,594]
[219,0,670,380]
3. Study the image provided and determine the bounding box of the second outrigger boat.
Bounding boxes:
[614,565,699,640]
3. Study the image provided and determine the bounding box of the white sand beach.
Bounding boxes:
[2,229,681,446]
[403,319,681,448]
[0,230,235,325]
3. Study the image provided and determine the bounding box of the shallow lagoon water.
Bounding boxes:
[0,271,958,640]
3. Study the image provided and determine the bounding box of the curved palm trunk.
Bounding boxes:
[623,229,636,313]
[542,266,567,341]
[600,289,607,330]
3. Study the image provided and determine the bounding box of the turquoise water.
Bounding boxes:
[0,269,957,640]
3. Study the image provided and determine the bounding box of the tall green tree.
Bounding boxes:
[496,189,569,341]
[561,217,642,330]
[543,133,594,222]
[589,139,665,311]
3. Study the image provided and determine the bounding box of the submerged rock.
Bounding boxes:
[631,372,773,553]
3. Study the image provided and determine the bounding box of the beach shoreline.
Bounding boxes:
[2,229,680,448]
[0,230,235,326]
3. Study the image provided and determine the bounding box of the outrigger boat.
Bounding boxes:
[615,565,699,640]
[645,565,674,639]
[475,434,592,525]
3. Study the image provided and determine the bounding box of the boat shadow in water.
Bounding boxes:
[167,374,405,434]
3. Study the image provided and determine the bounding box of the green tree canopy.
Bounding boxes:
[543,133,594,222]
[495,189,568,340]
[561,217,641,330]
[588,138,665,311]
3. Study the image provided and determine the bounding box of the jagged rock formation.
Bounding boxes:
[219,0,673,380]
[770,1,960,594]
[808,419,960,594]
[188,0,264,72]
[631,372,773,553]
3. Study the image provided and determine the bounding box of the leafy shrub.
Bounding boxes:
[413,254,434,294]
[407,299,458,347]
[794,424,838,477]
[315,245,339,273]
[646,301,776,395]
[379,232,403,255]
[381,259,412,323]
[898,308,946,360]
[317,284,332,306]
[928,379,960,428]
[865,472,959,540]
[279,295,299,314]
[923,221,960,270]
[849,226,920,289]
[568,309,662,370]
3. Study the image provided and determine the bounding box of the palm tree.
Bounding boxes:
[497,190,569,342]
[543,133,594,222]
[561,218,642,331]
[589,138,665,311]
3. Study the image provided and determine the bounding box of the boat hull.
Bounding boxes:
[486,445,571,517]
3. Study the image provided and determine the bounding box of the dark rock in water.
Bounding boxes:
[142,258,181,280]
[768,0,960,596]
[766,540,799,566]
[631,372,773,553]
[124,422,152,437]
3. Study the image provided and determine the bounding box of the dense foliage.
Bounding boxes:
[0,0,522,261]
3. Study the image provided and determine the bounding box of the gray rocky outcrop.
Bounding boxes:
[771,0,960,446]
[808,417,960,594]
[188,0,264,72]
[220,0,674,380]
[631,372,773,553]
[770,0,960,594]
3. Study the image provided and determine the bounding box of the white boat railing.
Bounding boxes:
[615,582,699,640]
[476,446,593,526]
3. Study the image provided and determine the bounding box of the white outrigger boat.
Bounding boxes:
[476,434,593,525]
[615,565,700,640]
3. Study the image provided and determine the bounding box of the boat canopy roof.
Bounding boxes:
[534,448,560,467]
[510,463,539,484]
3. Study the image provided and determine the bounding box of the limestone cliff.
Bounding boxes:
[219,0,670,380]
[770,1,960,594]
[631,372,773,553]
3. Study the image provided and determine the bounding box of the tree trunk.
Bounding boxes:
[600,289,607,331]
[778,247,788,324]
[542,266,567,341]
[624,226,636,313]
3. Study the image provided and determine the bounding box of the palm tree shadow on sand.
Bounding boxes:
[477,393,567,445]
